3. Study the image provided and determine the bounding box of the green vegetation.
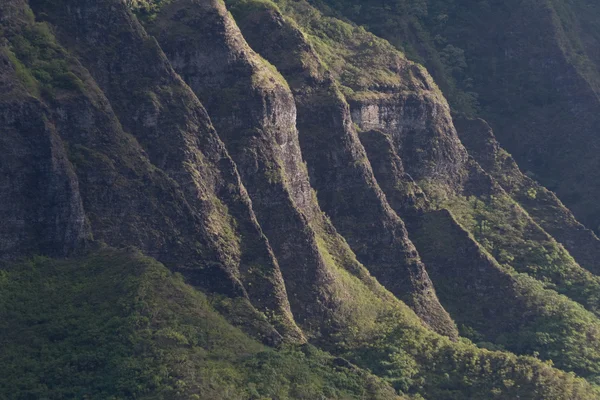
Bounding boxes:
[6,0,600,398]
[228,0,413,97]
[544,0,600,95]
[3,248,598,399]
[308,0,481,115]
[0,248,400,400]
[444,194,600,316]
[406,205,600,382]
[330,275,600,399]
[314,0,599,116]
[5,48,39,96]
[128,0,175,22]
[309,222,600,398]
[226,0,600,390]
[350,319,599,399]
[413,193,600,380]
[8,21,84,97]
[310,0,600,116]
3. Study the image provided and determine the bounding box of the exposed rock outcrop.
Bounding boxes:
[229,2,457,338]
[349,90,467,192]
[5,0,600,397]
[142,0,336,334]
[20,0,303,343]
[0,50,89,260]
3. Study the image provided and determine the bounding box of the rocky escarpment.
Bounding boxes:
[358,125,600,378]
[348,89,467,192]
[435,0,600,233]
[0,6,90,259]
[228,0,457,338]
[358,129,428,217]
[15,0,304,343]
[230,0,600,378]
[140,0,339,335]
[0,56,89,260]
[357,131,523,338]
[347,70,600,323]
[321,0,600,234]
[5,0,600,398]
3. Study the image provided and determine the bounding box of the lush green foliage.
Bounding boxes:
[0,249,400,400]
[446,194,600,314]
[315,0,600,116]
[309,0,480,114]
[128,0,175,21]
[5,1,600,398]
[313,0,600,115]
[3,248,598,399]
[431,194,600,379]
[8,22,83,96]
[350,320,598,399]
[226,0,600,393]
[229,0,418,98]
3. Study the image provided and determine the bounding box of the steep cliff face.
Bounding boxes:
[347,65,600,334]
[456,116,600,275]
[358,125,600,378]
[348,87,467,192]
[145,0,313,216]
[139,0,338,335]
[318,0,600,234]
[0,11,89,259]
[243,0,600,378]
[228,0,457,338]
[436,0,600,232]
[9,0,303,343]
[6,0,600,398]
[358,129,429,217]
[0,77,89,260]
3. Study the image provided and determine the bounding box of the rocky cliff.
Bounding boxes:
[4,0,600,398]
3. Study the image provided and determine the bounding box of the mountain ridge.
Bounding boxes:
[4,0,600,398]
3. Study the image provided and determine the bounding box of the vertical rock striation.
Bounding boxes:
[22,0,304,343]
[0,3,89,260]
[143,0,337,333]
[229,2,457,338]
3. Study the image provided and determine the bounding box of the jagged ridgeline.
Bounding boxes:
[2,0,600,398]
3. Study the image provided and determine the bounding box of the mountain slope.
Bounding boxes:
[228,0,600,381]
[0,248,402,400]
[3,0,600,398]
[137,0,456,338]
[314,0,600,235]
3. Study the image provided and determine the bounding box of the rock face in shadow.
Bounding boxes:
[315,0,600,235]
[15,0,303,343]
[6,0,600,397]
[0,51,89,260]
[348,91,467,192]
[141,0,336,334]
[442,0,600,233]
[356,128,521,340]
[229,3,457,338]
[358,124,600,378]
